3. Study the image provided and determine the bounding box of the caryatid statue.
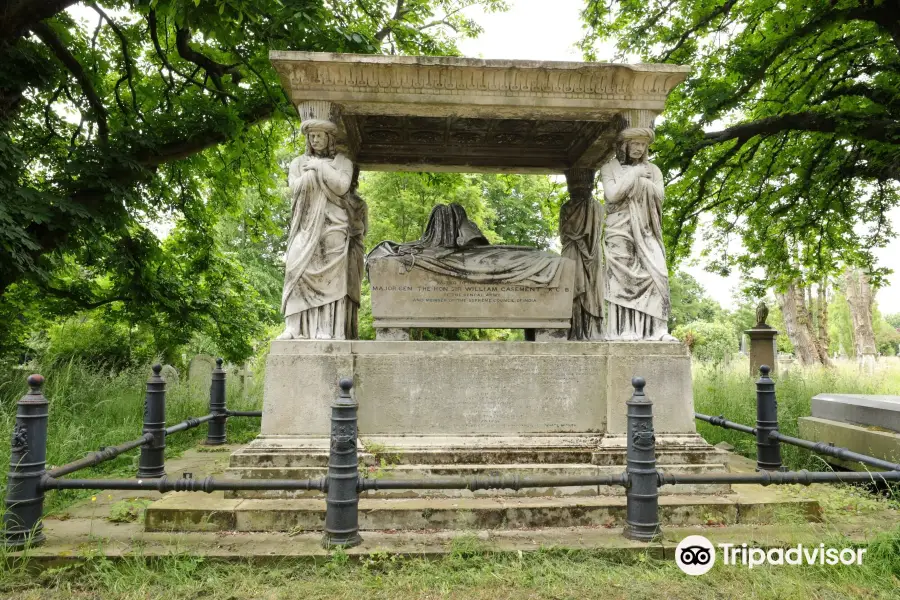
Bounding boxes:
[278,118,367,340]
[560,168,604,340]
[599,127,676,341]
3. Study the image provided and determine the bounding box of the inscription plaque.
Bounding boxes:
[369,256,576,329]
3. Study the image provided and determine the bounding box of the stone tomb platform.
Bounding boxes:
[228,340,730,503]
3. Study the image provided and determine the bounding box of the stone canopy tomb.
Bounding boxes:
[230,52,728,495]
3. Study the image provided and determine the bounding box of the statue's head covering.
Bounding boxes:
[620,127,655,142]
[300,119,338,135]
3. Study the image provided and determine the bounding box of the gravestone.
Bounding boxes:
[188,354,216,394]
[160,364,180,386]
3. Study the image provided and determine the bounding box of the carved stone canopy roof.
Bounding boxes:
[270,52,690,174]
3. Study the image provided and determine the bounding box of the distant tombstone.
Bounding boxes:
[233,364,253,399]
[777,352,797,374]
[188,354,217,393]
[160,364,180,386]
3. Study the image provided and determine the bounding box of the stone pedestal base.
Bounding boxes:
[746,327,778,377]
[229,340,724,498]
[260,340,696,437]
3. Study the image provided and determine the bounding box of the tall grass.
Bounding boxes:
[0,360,263,514]
[693,359,900,470]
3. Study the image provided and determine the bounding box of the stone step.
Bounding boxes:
[145,491,822,533]
[223,463,730,499]
[229,446,727,468]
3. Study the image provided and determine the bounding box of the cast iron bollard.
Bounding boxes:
[322,377,362,549]
[3,375,49,548]
[205,358,227,445]
[137,364,166,478]
[755,365,785,472]
[624,376,661,542]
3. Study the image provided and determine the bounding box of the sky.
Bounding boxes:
[457,0,900,313]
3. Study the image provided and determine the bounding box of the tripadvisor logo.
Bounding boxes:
[675,535,866,575]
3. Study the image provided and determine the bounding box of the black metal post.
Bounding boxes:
[205,358,227,446]
[624,376,661,542]
[137,364,166,478]
[3,375,50,548]
[322,378,362,549]
[755,365,785,472]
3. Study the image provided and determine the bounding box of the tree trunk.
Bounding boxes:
[813,281,833,367]
[776,280,820,366]
[843,268,877,374]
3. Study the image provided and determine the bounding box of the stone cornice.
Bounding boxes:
[270,52,690,120]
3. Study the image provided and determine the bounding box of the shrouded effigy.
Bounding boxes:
[367,203,568,287]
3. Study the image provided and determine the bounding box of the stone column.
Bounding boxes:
[624,109,656,129]
[560,168,604,341]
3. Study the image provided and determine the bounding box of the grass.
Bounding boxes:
[693,359,900,471]
[0,359,263,515]
[0,527,898,599]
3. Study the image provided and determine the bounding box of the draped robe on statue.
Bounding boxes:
[282,152,356,339]
[600,158,671,340]
[559,194,604,340]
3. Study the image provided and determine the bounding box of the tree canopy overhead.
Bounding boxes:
[580,0,900,290]
[0,0,505,358]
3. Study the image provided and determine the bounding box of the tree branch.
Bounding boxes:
[175,26,242,97]
[703,5,895,118]
[659,0,736,62]
[43,285,126,310]
[375,0,408,42]
[698,112,898,150]
[88,2,144,124]
[2,0,81,41]
[30,21,109,143]
[134,101,276,167]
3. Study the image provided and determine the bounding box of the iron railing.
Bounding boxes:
[4,364,899,550]
[3,359,262,547]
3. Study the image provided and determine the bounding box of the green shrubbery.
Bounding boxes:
[673,321,737,364]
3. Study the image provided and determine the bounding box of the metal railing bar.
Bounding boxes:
[46,433,154,479]
[659,470,900,485]
[226,410,262,417]
[40,475,327,493]
[696,412,900,471]
[164,414,215,435]
[695,412,756,435]
[361,473,629,491]
[769,431,900,472]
